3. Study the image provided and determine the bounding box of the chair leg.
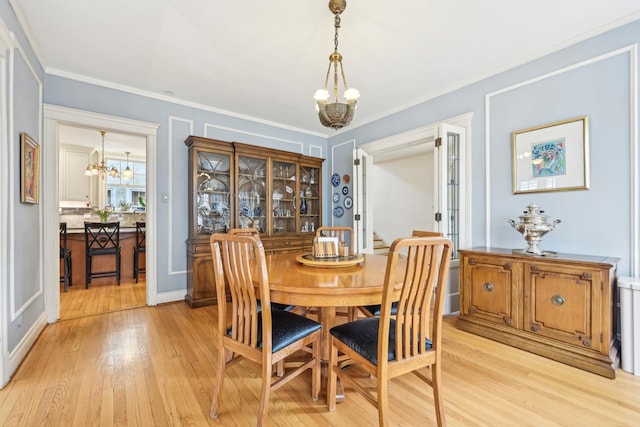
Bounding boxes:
[377,376,390,427]
[68,254,72,286]
[311,336,320,401]
[85,255,90,289]
[327,339,338,412]
[432,362,445,427]
[116,250,121,285]
[63,255,70,292]
[210,347,227,419]
[134,248,138,283]
[257,360,272,426]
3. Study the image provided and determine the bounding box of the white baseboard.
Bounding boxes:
[156,290,187,305]
[2,311,48,388]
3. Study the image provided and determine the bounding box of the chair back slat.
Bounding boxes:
[211,233,270,350]
[379,237,451,362]
[84,222,120,250]
[316,226,354,255]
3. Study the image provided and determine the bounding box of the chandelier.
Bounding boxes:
[122,151,133,181]
[313,0,360,130]
[84,131,119,179]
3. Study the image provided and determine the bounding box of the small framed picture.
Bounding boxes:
[20,132,40,204]
[512,116,589,194]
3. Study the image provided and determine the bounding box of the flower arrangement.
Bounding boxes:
[118,200,131,211]
[95,206,113,222]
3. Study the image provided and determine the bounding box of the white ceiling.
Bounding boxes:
[12,0,640,141]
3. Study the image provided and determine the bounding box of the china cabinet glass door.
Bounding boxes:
[271,160,297,234]
[237,156,267,233]
[196,151,231,235]
[299,165,320,234]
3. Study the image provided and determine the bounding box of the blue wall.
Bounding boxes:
[44,76,328,294]
[330,19,640,277]
[1,0,639,381]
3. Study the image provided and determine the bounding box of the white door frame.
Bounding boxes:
[353,113,473,314]
[42,105,159,323]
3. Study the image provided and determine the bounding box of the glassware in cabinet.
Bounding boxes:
[237,155,267,233]
[196,151,231,235]
[271,160,297,234]
[299,164,321,233]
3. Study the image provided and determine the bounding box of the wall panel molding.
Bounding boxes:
[485,44,638,275]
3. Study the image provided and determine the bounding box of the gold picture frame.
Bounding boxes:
[20,132,40,204]
[512,116,589,194]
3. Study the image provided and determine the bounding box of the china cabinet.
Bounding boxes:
[184,136,323,307]
[457,247,620,378]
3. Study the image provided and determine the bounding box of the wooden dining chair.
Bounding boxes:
[358,230,444,318]
[316,226,354,255]
[209,233,321,426]
[327,236,452,427]
[228,227,298,312]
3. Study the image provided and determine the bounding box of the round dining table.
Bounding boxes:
[264,251,400,361]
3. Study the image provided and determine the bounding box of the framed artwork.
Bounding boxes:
[512,116,589,194]
[20,132,40,204]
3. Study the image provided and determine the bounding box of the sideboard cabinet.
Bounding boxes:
[184,136,324,307]
[457,247,620,378]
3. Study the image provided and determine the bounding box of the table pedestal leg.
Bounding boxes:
[318,307,344,402]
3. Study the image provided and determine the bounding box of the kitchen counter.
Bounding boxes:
[61,230,145,286]
[60,211,146,233]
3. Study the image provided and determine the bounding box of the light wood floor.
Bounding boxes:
[2,299,640,426]
[59,276,147,320]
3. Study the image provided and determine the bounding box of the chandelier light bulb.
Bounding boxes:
[314,89,330,102]
[344,88,360,101]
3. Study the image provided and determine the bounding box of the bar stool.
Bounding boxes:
[84,221,121,289]
[133,221,146,283]
[59,222,72,291]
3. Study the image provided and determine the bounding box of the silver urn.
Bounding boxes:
[508,204,561,256]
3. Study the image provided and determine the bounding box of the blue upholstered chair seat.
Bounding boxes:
[361,302,398,317]
[330,317,432,366]
[228,309,321,353]
[256,300,297,312]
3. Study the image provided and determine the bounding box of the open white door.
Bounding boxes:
[434,123,466,258]
[353,148,373,253]
[434,123,466,314]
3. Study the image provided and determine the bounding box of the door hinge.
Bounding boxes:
[435,137,442,148]
[435,212,442,222]
[354,214,361,221]
[353,158,360,166]
[600,332,603,343]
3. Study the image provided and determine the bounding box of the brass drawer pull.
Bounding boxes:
[483,282,493,292]
[551,294,565,306]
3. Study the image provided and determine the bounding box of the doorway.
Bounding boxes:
[43,105,159,323]
[352,113,472,313]
[58,124,148,319]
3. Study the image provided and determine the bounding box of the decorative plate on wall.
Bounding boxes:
[344,196,352,209]
[333,192,340,203]
[342,186,349,195]
[334,206,344,218]
[331,173,341,187]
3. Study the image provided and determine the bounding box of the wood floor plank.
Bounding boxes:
[1,290,640,426]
